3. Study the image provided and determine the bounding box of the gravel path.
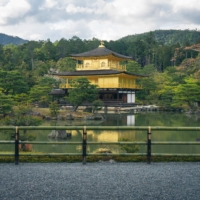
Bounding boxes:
[0,162,200,200]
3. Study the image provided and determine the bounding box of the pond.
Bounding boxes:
[1,112,200,154]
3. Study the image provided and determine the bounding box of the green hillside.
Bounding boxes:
[119,29,200,46]
[0,33,28,45]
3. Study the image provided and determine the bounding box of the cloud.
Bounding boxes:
[0,0,31,25]
[66,4,94,14]
[39,0,58,10]
[0,0,200,41]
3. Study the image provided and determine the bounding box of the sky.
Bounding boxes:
[0,0,200,42]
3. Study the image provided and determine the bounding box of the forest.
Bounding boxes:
[0,29,200,121]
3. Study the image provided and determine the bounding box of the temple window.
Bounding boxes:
[85,62,90,68]
[101,62,106,67]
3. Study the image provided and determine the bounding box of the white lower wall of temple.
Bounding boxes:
[127,94,131,103]
[127,94,135,103]
[132,93,135,103]
[120,91,135,103]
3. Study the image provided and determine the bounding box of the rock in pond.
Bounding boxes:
[84,114,105,120]
[48,130,71,140]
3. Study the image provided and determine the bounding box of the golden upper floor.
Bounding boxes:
[52,43,147,90]
[71,42,131,71]
[76,59,126,71]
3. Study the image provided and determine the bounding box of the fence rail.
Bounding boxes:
[0,126,200,165]
[1,126,200,131]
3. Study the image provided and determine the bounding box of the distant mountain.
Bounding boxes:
[119,29,200,46]
[0,33,28,45]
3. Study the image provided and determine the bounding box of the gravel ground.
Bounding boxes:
[0,162,200,200]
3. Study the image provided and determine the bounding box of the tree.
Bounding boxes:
[0,92,14,117]
[32,60,49,77]
[127,39,147,67]
[158,85,175,108]
[29,85,52,107]
[137,76,157,103]
[56,57,76,72]
[28,77,59,107]
[14,93,29,104]
[2,105,42,151]
[172,77,200,110]
[67,77,98,111]
[49,101,60,117]
[22,41,43,70]
[42,40,57,60]
[55,38,69,59]
[2,105,42,126]
[0,70,29,95]
[126,60,142,74]
[38,76,60,88]
[92,99,104,113]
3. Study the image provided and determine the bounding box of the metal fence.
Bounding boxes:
[0,126,200,165]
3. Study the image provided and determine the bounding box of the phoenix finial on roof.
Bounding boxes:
[99,41,105,47]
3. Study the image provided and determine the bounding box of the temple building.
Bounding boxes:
[51,42,146,106]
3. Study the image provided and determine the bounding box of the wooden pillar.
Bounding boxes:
[147,126,151,164]
[15,127,19,165]
[104,106,108,114]
[117,91,119,101]
[82,126,87,164]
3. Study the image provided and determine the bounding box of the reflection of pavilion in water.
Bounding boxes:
[104,114,135,126]
[71,114,136,142]
[127,115,135,126]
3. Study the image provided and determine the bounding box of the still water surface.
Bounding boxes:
[1,112,200,154]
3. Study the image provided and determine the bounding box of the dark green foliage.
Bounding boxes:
[2,105,42,126]
[38,76,60,88]
[1,105,42,150]
[120,30,200,46]
[29,85,51,107]
[119,138,139,153]
[14,93,29,103]
[0,70,29,95]
[136,56,200,110]
[56,57,76,72]
[67,77,98,111]
[0,92,14,117]
[29,77,60,107]
[172,77,200,109]
[92,99,104,113]
[49,101,60,117]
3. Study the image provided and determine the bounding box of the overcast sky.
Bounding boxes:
[0,0,200,42]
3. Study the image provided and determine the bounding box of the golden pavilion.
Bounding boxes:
[51,42,146,106]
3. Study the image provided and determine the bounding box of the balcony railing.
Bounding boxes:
[76,64,126,71]
[60,83,142,89]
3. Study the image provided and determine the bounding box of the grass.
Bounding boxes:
[32,107,51,116]
[0,152,200,163]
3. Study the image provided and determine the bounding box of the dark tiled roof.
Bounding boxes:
[53,70,147,77]
[49,89,65,95]
[70,47,132,59]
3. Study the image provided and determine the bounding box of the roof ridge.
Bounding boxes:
[70,46,131,59]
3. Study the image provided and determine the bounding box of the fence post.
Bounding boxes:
[15,126,19,165]
[147,126,151,164]
[82,126,87,164]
